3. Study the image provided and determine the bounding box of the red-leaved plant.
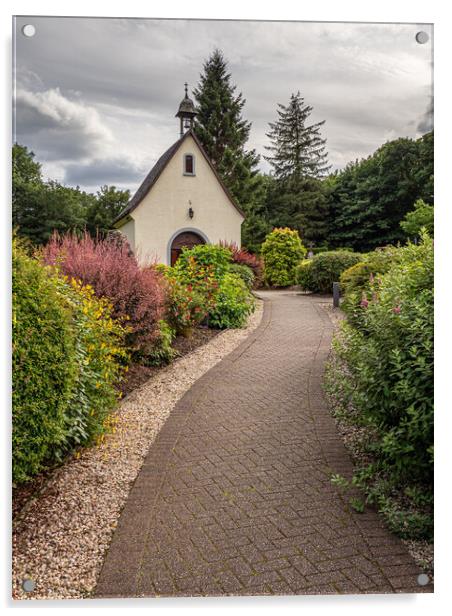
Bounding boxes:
[42,232,166,353]
[219,241,264,286]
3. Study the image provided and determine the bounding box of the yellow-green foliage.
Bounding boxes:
[209,272,255,329]
[13,240,78,482]
[55,277,129,455]
[12,238,128,483]
[340,247,402,322]
[261,228,306,287]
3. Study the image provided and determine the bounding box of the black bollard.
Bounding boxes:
[333,282,340,308]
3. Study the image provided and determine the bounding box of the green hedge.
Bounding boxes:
[297,251,362,294]
[295,259,314,291]
[12,240,127,483]
[327,233,433,538]
[13,242,78,482]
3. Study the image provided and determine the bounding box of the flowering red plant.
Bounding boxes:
[165,276,208,333]
[42,232,166,352]
[219,240,263,285]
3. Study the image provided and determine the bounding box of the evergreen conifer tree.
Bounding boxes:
[193,49,260,209]
[265,92,330,180]
[264,92,330,245]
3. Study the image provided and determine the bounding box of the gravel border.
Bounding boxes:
[12,301,263,600]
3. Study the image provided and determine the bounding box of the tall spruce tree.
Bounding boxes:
[265,92,330,180]
[264,92,330,245]
[193,49,260,209]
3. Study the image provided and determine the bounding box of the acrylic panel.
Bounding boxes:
[12,16,434,600]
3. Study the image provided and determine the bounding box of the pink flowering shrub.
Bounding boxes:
[42,232,166,353]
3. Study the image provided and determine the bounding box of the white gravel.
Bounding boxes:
[12,300,263,600]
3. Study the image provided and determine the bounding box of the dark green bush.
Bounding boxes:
[305,251,362,293]
[261,227,306,287]
[340,246,402,325]
[326,233,433,537]
[295,259,314,291]
[228,263,255,289]
[13,240,78,482]
[209,273,255,329]
[310,245,330,255]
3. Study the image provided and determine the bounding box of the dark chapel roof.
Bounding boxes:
[113,129,245,226]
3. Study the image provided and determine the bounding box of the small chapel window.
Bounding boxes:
[184,154,195,175]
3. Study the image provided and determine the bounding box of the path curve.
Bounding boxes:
[95,291,431,597]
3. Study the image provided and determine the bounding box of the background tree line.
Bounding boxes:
[12,49,434,252]
[12,143,130,244]
[190,49,433,252]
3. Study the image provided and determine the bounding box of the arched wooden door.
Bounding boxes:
[170,231,206,266]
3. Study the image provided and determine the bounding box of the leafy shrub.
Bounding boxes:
[228,263,255,289]
[340,246,402,325]
[326,233,433,537]
[55,277,128,455]
[295,259,314,291]
[152,263,171,276]
[261,227,306,287]
[13,240,128,482]
[304,250,362,293]
[144,320,177,366]
[174,243,231,281]
[172,244,255,330]
[42,232,166,354]
[310,245,329,255]
[164,275,209,335]
[209,273,255,329]
[13,239,78,482]
[332,247,355,253]
[400,199,434,238]
[340,247,399,296]
[219,241,264,286]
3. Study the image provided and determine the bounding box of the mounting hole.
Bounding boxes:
[21,24,36,38]
[417,573,430,586]
[415,31,429,44]
[22,578,36,592]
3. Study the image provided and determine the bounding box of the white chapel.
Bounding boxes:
[113,85,245,265]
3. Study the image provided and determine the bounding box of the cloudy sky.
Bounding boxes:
[13,17,433,193]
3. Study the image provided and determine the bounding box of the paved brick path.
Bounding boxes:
[95,292,432,598]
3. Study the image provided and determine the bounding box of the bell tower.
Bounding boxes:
[175,83,197,138]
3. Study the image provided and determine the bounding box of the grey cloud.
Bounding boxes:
[13,17,433,192]
[417,98,434,133]
[64,157,145,188]
[15,87,113,161]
